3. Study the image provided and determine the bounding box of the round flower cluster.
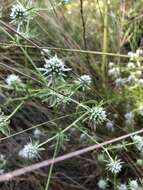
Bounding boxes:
[75,74,92,90]
[78,74,92,85]
[39,55,71,78]
[98,179,108,189]
[106,158,123,174]
[18,142,43,160]
[108,67,120,78]
[115,77,126,87]
[129,180,139,190]
[10,3,27,22]
[89,106,107,125]
[33,129,43,139]
[132,135,143,152]
[5,74,21,87]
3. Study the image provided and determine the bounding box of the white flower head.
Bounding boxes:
[39,55,71,78]
[118,184,127,190]
[33,128,43,139]
[106,120,114,130]
[132,135,143,152]
[128,51,139,61]
[125,112,133,121]
[135,70,142,77]
[10,3,27,22]
[106,157,123,174]
[125,112,133,126]
[127,62,136,69]
[0,115,8,127]
[109,62,115,68]
[5,74,21,86]
[138,79,143,86]
[129,180,139,190]
[89,105,107,125]
[133,135,143,144]
[18,142,44,160]
[79,133,87,141]
[41,48,51,56]
[79,75,92,85]
[115,78,126,87]
[136,49,143,56]
[75,74,92,90]
[127,75,137,83]
[108,67,120,78]
[98,179,107,189]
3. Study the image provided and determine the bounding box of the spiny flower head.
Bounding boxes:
[75,74,92,90]
[129,180,139,190]
[98,179,107,189]
[10,3,27,22]
[5,74,21,87]
[39,55,71,78]
[106,157,123,174]
[89,105,107,125]
[132,135,143,152]
[78,74,92,85]
[18,142,44,160]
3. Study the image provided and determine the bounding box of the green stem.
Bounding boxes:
[5,101,24,122]
[102,1,109,81]
[38,112,88,147]
[45,136,59,190]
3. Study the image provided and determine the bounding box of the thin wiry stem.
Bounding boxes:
[0,42,131,58]
[80,0,87,50]
[45,136,59,190]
